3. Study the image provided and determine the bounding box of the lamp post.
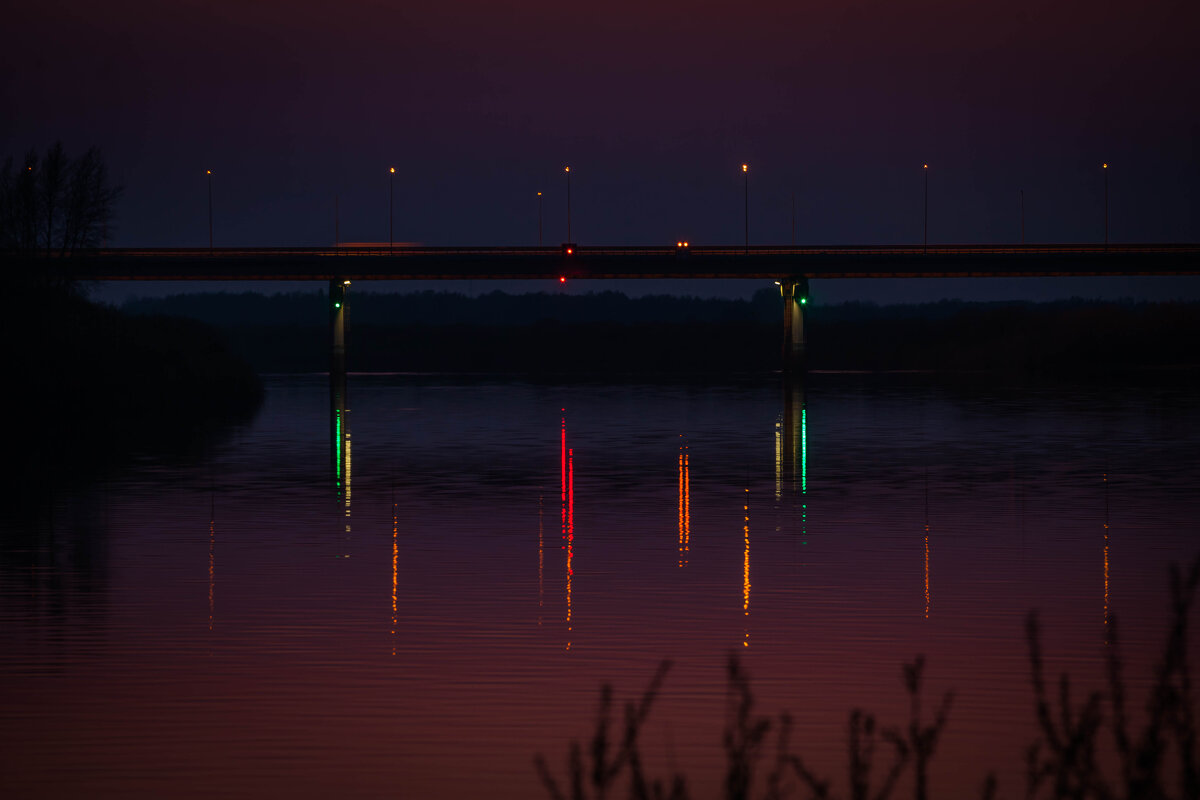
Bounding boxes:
[923,163,929,254]
[742,163,749,253]
[206,170,213,251]
[537,191,543,246]
[791,190,796,246]
[388,167,396,252]
[1103,162,1109,248]
[564,166,572,243]
[1020,189,1025,245]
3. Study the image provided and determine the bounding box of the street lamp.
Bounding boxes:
[537,191,544,246]
[206,170,213,251]
[742,163,749,253]
[791,190,796,247]
[389,167,396,252]
[923,164,929,254]
[1102,163,1109,247]
[1020,188,1025,245]
[564,166,572,243]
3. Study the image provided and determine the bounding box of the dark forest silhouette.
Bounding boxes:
[121,291,1200,376]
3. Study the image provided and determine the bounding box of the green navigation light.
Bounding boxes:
[334,302,341,308]
[800,297,808,305]
[801,408,807,494]
[335,410,343,480]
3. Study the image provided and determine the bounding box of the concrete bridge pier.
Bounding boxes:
[780,278,808,372]
[329,279,348,496]
[330,279,347,376]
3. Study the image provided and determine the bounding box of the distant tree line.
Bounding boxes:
[119,290,1200,375]
[0,142,122,257]
[121,289,1182,329]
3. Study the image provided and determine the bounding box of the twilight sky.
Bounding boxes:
[5,0,1199,299]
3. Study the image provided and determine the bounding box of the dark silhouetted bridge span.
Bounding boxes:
[72,243,1200,281]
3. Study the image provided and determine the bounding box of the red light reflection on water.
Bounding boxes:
[562,410,574,650]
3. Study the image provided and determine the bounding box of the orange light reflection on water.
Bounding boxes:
[392,503,398,655]
[208,517,214,631]
[924,522,930,620]
[1104,472,1110,637]
[678,438,690,567]
[743,488,750,647]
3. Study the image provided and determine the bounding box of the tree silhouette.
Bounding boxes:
[0,142,122,258]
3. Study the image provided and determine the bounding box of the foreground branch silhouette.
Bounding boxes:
[537,557,1200,800]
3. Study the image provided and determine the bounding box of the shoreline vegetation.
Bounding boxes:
[11,280,263,495]
[3,143,262,494]
[120,289,1200,378]
[537,558,1200,800]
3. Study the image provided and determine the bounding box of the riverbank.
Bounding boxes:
[10,281,263,496]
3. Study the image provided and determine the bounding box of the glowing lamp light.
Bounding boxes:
[559,276,566,283]
[343,280,351,285]
[566,248,573,255]
[564,166,570,173]
[742,164,748,172]
[1103,163,1108,169]
[773,280,781,285]
[683,241,688,247]
[206,169,211,175]
[923,164,928,169]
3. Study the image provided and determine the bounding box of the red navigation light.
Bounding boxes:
[566,248,573,255]
[559,276,566,283]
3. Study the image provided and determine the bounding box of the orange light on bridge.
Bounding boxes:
[742,163,748,173]
[566,248,573,255]
[559,276,566,283]
[389,166,396,174]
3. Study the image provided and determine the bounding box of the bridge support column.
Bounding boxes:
[330,279,349,499]
[330,279,346,376]
[781,278,808,373]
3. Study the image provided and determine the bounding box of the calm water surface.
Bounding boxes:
[2,373,1198,798]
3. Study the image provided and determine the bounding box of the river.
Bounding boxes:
[2,373,1198,798]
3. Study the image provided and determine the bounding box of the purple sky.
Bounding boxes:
[6,0,1199,300]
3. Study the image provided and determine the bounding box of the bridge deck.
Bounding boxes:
[53,244,1200,281]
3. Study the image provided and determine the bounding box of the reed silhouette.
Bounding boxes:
[537,557,1200,800]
